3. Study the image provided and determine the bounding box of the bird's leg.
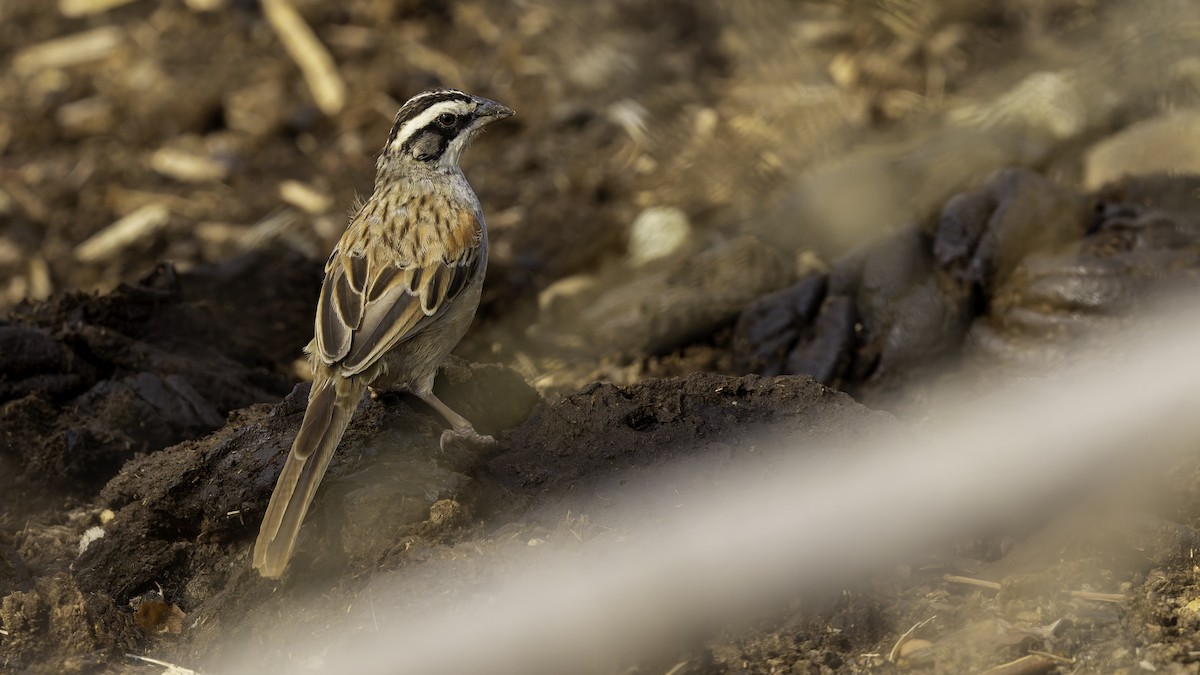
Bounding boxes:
[414,390,473,432]
[413,390,495,450]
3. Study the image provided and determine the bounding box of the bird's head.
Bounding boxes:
[380,89,514,172]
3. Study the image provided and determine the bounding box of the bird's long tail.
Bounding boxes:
[253,375,363,578]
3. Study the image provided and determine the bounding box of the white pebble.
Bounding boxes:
[628,206,691,267]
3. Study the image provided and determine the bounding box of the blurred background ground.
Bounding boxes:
[5,0,1199,389]
[5,0,1200,673]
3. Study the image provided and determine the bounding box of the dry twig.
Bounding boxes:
[125,653,201,675]
[13,27,123,75]
[75,203,171,262]
[1069,590,1125,603]
[944,574,1002,591]
[261,0,346,116]
[58,0,137,18]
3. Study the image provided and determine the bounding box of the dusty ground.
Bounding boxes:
[5,0,1200,673]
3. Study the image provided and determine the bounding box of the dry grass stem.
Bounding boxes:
[1069,590,1125,603]
[944,574,1002,591]
[13,27,123,74]
[150,148,229,183]
[58,0,137,18]
[75,203,171,262]
[261,0,346,116]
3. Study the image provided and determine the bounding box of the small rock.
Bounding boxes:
[538,273,600,319]
[627,206,692,267]
[897,638,933,659]
[132,593,185,635]
[582,235,792,356]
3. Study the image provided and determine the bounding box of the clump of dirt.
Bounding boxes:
[0,248,320,508]
[484,372,878,499]
[729,172,1200,407]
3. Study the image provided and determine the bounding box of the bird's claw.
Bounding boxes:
[439,427,495,454]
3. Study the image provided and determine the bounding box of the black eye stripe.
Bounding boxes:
[385,89,473,148]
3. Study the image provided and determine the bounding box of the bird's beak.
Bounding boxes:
[473,97,514,123]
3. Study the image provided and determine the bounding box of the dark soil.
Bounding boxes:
[0,249,320,508]
[5,0,1200,673]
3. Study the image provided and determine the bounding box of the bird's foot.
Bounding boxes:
[439,427,494,450]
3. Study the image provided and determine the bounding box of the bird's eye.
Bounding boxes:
[436,113,458,128]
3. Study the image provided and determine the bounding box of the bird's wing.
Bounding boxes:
[314,222,482,376]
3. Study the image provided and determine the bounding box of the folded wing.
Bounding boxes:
[314,244,481,376]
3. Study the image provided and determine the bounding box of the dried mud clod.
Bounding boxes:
[0,249,322,506]
[732,172,1200,405]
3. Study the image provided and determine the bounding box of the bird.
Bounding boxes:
[253,89,513,578]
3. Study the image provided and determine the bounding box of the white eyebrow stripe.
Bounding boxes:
[389,100,471,153]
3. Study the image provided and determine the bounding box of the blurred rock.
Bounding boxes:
[537,273,601,319]
[577,235,792,357]
[972,173,1200,366]
[734,168,1104,401]
[733,274,832,378]
[627,206,692,267]
[1083,111,1200,190]
[736,219,969,394]
[933,167,1084,294]
[737,170,1200,403]
[432,356,541,439]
